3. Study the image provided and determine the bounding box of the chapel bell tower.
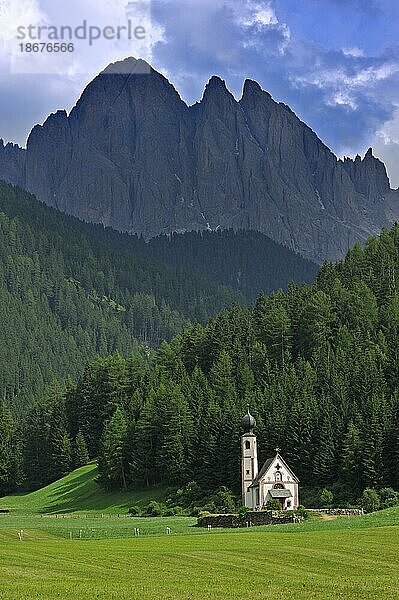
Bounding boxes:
[241,407,258,506]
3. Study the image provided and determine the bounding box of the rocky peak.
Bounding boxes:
[342,148,390,197]
[0,59,398,264]
[101,56,151,76]
[201,76,235,105]
[242,79,263,97]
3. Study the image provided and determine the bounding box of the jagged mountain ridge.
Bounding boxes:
[0,57,398,263]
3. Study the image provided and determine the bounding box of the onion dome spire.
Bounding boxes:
[242,405,256,433]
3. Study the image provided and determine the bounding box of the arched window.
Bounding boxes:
[245,440,250,450]
[273,483,284,489]
[274,471,282,482]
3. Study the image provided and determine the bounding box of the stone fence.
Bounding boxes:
[307,508,364,516]
[197,510,300,528]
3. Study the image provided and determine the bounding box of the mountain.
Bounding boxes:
[1,57,398,263]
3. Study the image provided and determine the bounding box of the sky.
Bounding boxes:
[0,0,399,185]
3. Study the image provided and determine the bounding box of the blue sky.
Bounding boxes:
[1,0,399,185]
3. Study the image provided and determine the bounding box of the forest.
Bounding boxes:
[1,223,398,506]
[0,182,315,413]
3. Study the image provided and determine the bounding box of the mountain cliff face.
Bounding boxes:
[1,57,398,263]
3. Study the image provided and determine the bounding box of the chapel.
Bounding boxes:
[241,408,299,510]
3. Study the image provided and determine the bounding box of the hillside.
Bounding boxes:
[145,230,318,301]
[1,57,398,262]
[1,461,398,530]
[67,225,398,500]
[0,181,241,411]
[0,464,165,515]
[0,180,319,412]
[2,224,397,500]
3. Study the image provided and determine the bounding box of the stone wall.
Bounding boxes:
[197,511,299,528]
[307,508,364,516]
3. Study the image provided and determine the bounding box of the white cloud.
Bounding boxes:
[327,91,358,110]
[1,0,164,75]
[0,0,46,45]
[236,1,278,28]
[234,0,290,55]
[373,108,399,187]
[342,47,364,58]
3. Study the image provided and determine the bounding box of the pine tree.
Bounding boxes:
[313,399,336,484]
[74,430,89,468]
[0,400,22,494]
[98,407,128,490]
[341,420,362,489]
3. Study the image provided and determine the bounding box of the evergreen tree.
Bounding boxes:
[74,430,89,468]
[98,407,128,490]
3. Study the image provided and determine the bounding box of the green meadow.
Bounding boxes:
[0,466,398,599]
[0,463,167,515]
[0,522,397,599]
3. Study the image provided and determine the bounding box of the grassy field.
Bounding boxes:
[0,524,397,599]
[1,467,398,599]
[0,463,167,515]
[0,504,398,540]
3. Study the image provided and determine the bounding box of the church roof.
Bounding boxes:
[269,489,292,498]
[248,457,274,488]
[249,453,299,488]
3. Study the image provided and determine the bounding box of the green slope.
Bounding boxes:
[0,463,166,515]
[0,181,239,411]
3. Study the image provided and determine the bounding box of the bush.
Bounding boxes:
[145,500,165,517]
[190,506,203,517]
[265,498,281,511]
[360,488,380,513]
[378,488,399,509]
[211,486,237,513]
[319,488,333,507]
[164,505,186,517]
[202,501,217,513]
[128,505,141,517]
[175,481,203,505]
[238,505,250,518]
[295,505,309,519]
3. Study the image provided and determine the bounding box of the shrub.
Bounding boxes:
[190,506,202,517]
[200,501,216,513]
[319,488,333,507]
[265,498,281,511]
[295,505,309,519]
[361,488,380,513]
[128,505,141,517]
[211,486,237,513]
[164,505,186,516]
[145,500,165,517]
[378,488,399,509]
[238,505,250,518]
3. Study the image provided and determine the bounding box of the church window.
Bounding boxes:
[274,471,282,482]
[273,483,284,489]
[245,441,250,450]
[246,469,250,476]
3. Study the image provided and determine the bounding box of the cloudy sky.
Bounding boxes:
[1,0,399,185]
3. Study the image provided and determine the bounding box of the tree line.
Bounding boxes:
[1,226,399,504]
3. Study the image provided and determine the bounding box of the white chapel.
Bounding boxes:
[241,408,299,510]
